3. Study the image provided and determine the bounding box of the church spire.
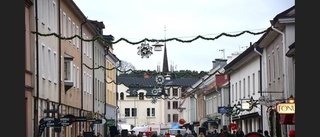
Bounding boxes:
[162,25,169,73]
[162,43,169,73]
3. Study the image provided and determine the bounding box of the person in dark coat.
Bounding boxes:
[218,126,231,137]
[235,127,244,137]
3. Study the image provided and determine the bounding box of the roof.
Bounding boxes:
[270,5,295,25]
[224,43,263,71]
[117,76,199,96]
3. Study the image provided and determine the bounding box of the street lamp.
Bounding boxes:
[287,95,295,103]
[152,42,164,51]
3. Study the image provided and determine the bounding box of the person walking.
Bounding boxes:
[176,130,183,137]
[235,127,244,137]
[263,130,270,137]
[218,126,231,137]
[198,132,205,137]
[289,130,295,137]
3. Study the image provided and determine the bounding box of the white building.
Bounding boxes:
[117,82,165,127]
[223,44,264,134]
[257,5,295,137]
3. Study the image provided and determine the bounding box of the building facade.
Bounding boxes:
[224,44,264,134]
[30,0,109,136]
[25,1,34,137]
[257,6,295,137]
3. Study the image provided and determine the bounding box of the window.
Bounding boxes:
[120,92,124,100]
[139,92,144,100]
[41,44,46,79]
[63,12,66,37]
[47,0,51,30]
[83,33,86,55]
[257,71,260,93]
[72,22,76,45]
[77,67,80,89]
[239,81,241,100]
[68,17,71,43]
[167,101,171,109]
[268,56,271,82]
[147,108,155,117]
[41,0,46,25]
[173,101,178,109]
[252,73,255,95]
[173,88,178,96]
[76,26,79,48]
[272,51,276,80]
[131,108,137,117]
[243,78,246,98]
[64,54,73,81]
[152,108,155,116]
[232,84,234,102]
[147,108,150,116]
[52,1,57,32]
[166,89,170,96]
[87,73,90,93]
[83,72,86,93]
[53,52,57,84]
[277,46,281,77]
[47,48,52,81]
[167,114,171,122]
[89,75,92,94]
[247,76,250,97]
[173,114,179,122]
[125,108,130,117]
[73,65,76,88]
[235,83,238,101]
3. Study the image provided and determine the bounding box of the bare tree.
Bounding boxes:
[117,60,136,75]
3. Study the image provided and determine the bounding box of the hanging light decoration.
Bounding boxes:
[152,41,164,51]
[137,40,153,58]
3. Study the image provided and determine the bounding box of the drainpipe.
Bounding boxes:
[57,0,62,127]
[253,42,264,131]
[34,0,39,137]
[115,60,121,130]
[271,25,288,137]
[92,40,95,113]
[80,17,88,132]
[227,74,232,126]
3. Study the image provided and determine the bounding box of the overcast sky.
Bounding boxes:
[73,0,295,72]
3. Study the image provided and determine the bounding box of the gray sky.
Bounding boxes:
[73,0,295,72]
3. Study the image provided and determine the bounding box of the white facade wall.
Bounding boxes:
[117,84,165,127]
[229,55,262,134]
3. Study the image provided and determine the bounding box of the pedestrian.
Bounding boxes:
[97,132,103,137]
[289,130,295,137]
[198,132,205,137]
[257,129,263,135]
[218,125,231,137]
[263,130,270,137]
[165,132,171,137]
[176,130,183,137]
[212,130,219,137]
[205,130,213,137]
[235,127,244,137]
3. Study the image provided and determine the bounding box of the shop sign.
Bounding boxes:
[276,103,295,114]
[258,95,277,106]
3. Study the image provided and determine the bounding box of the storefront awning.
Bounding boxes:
[280,114,295,125]
[232,112,260,121]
